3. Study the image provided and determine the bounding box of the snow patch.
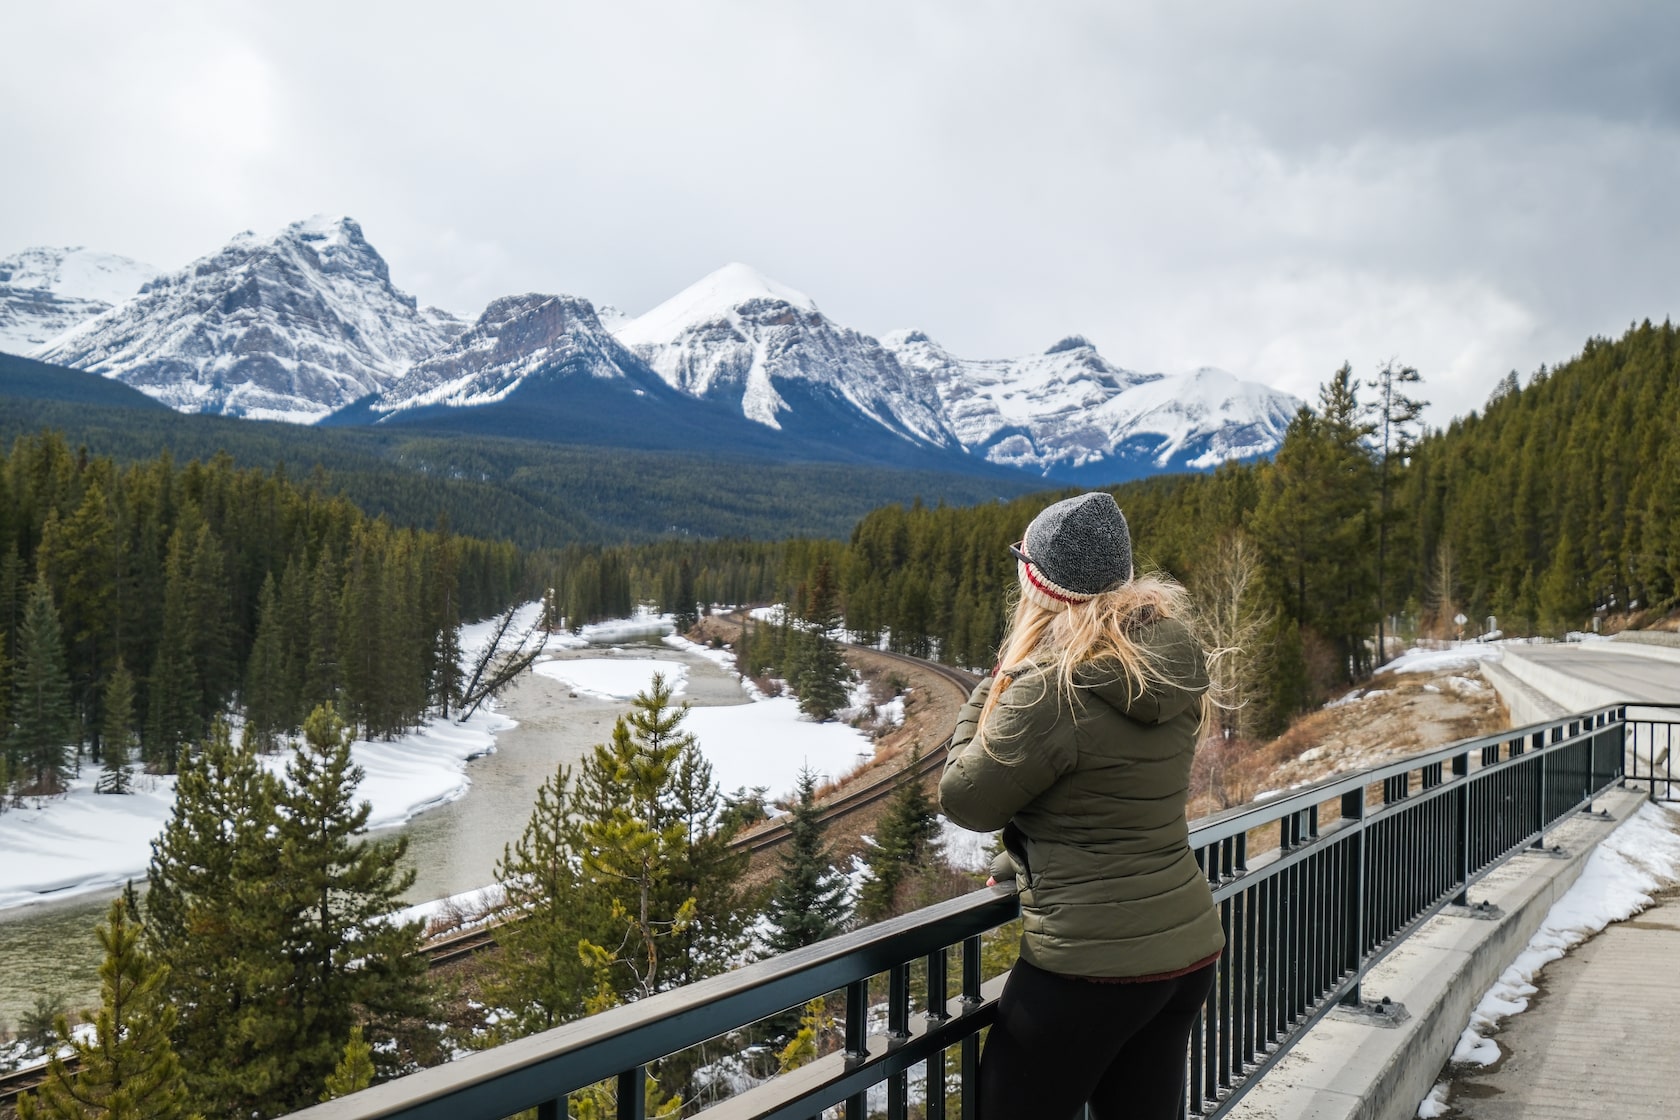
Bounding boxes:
[532,658,689,701]
[1441,803,1680,1075]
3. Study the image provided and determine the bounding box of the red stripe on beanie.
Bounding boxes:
[1019,559,1089,605]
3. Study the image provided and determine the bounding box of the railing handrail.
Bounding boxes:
[286,703,1680,1120]
[1188,702,1631,845]
[290,890,1017,1120]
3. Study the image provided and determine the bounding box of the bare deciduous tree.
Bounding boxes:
[458,606,544,719]
[1424,541,1461,640]
[1195,531,1276,741]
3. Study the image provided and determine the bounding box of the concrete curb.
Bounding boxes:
[1598,637,1680,666]
[1496,650,1620,713]
[1227,785,1649,1120]
[1479,657,1564,725]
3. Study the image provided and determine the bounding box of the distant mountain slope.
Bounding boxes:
[884,330,1301,482]
[0,246,158,354]
[2,352,1040,546]
[35,216,463,423]
[0,350,170,410]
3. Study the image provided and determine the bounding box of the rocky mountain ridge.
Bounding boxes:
[11,218,1302,480]
[33,216,463,423]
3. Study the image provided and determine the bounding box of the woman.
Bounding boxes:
[939,491,1223,1119]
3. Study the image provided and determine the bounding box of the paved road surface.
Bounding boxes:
[1515,646,1680,705]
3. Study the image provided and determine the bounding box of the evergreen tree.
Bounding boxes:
[267,703,430,1108]
[791,560,852,721]
[147,709,428,1117]
[1368,361,1426,664]
[96,660,136,795]
[662,725,749,989]
[144,533,199,773]
[483,761,598,1036]
[764,768,850,952]
[573,673,747,1000]
[302,548,342,715]
[318,1026,374,1103]
[857,766,942,923]
[145,720,285,1116]
[242,574,287,751]
[672,557,698,634]
[10,578,74,792]
[16,898,197,1120]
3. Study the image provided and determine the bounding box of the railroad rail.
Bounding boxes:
[730,645,978,856]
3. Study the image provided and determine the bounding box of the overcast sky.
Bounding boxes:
[4,1,1677,422]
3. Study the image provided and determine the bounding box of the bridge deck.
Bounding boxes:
[1447,843,1680,1117]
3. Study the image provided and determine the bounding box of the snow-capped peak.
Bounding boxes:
[611,264,953,444]
[370,292,636,414]
[0,247,159,354]
[884,331,1299,479]
[32,215,461,422]
[0,246,159,305]
[614,262,816,349]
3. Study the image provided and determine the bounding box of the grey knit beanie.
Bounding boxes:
[1010,492,1133,612]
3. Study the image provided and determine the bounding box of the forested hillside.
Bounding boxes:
[0,433,525,798]
[590,320,1679,736]
[0,353,1040,545]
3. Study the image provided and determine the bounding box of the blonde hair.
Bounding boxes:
[976,572,1214,759]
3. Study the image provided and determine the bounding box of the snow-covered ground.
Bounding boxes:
[0,705,511,913]
[1418,801,1680,1116]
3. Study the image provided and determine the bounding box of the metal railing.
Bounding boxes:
[1621,703,1680,802]
[287,705,1640,1120]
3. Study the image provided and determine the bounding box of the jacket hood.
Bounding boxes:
[1071,617,1209,725]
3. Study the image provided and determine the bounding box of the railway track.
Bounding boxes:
[730,646,979,856]
[0,649,978,1106]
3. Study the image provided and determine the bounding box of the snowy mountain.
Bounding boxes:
[332,287,1000,471]
[613,264,958,449]
[6,214,1301,479]
[0,247,158,355]
[883,331,1301,481]
[35,216,464,423]
[366,292,646,414]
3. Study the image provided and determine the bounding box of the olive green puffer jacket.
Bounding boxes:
[939,617,1224,978]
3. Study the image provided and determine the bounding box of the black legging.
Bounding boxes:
[979,956,1217,1119]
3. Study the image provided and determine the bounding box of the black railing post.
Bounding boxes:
[537,1099,560,1120]
[961,934,983,1120]
[617,1067,644,1120]
[888,962,911,1120]
[1452,752,1470,905]
[1340,787,1365,1006]
[925,949,949,1120]
[1533,736,1550,849]
[845,977,869,1120]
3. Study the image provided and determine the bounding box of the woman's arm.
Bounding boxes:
[938,668,1076,832]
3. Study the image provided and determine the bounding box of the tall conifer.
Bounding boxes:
[765,768,850,952]
[858,767,941,923]
[145,721,285,1116]
[16,898,197,1120]
[267,703,429,1108]
[96,660,137,794]
[11,578,74,792]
